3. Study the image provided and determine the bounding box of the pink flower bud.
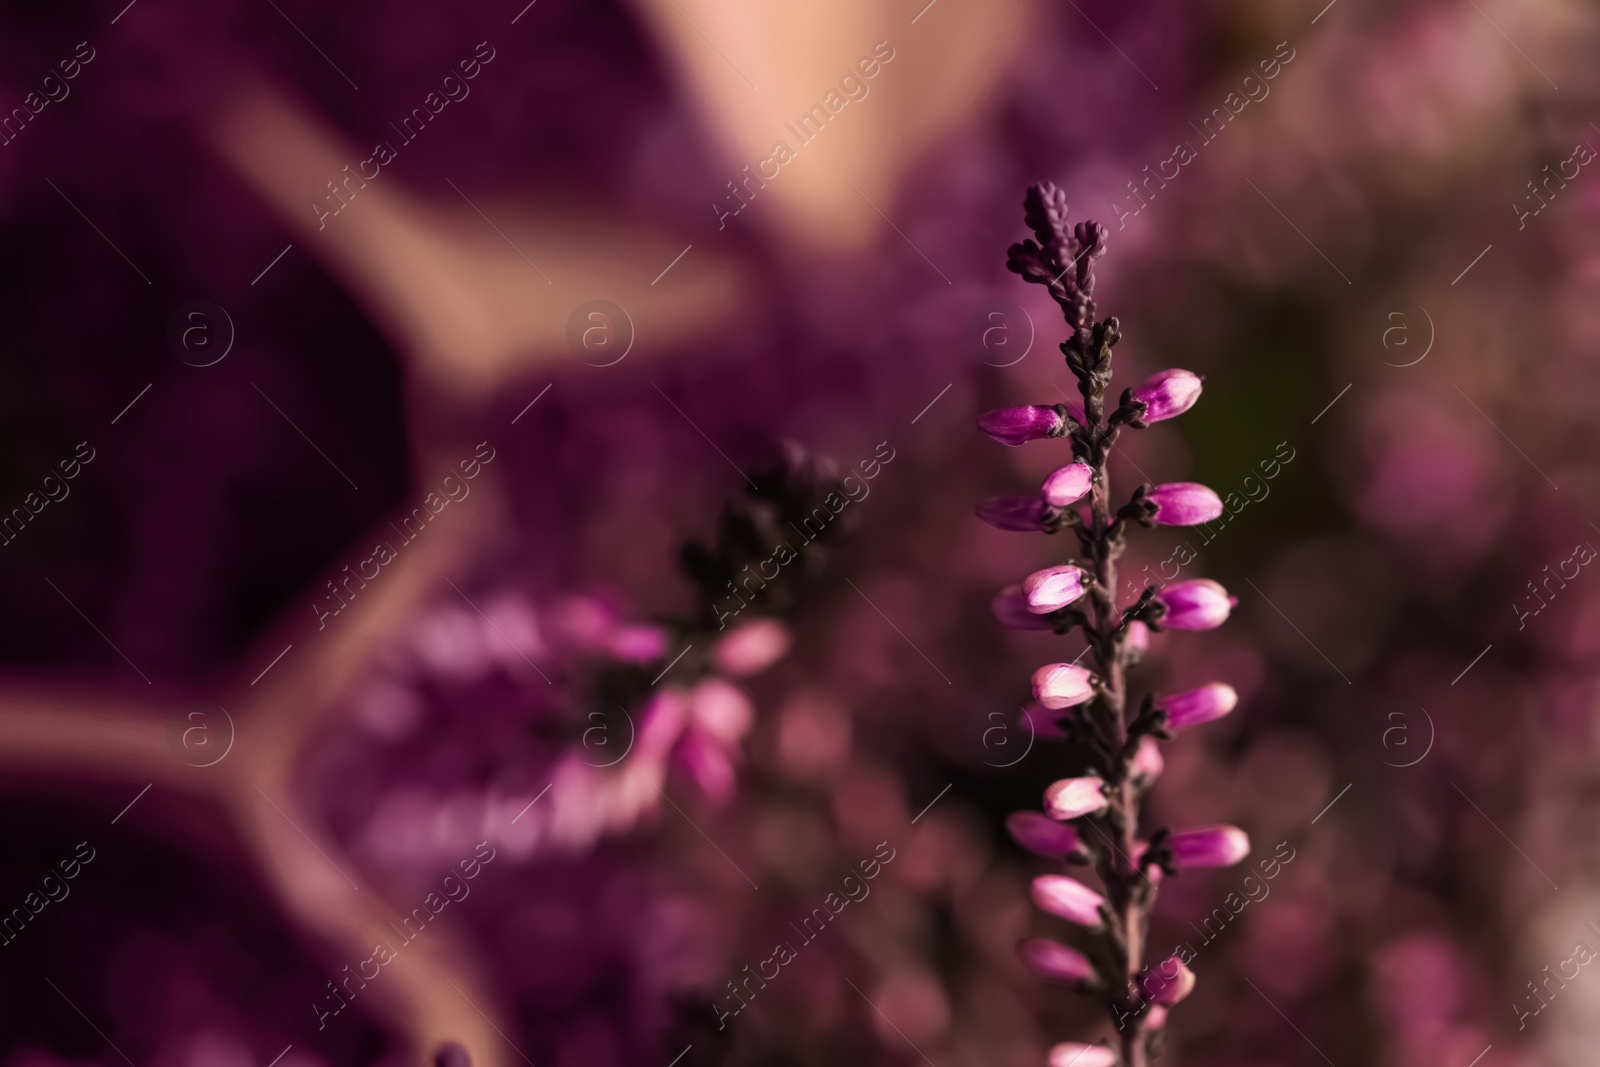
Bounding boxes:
[1033,663,1095,710]
[1140,956,1196,1005]
[712,619,792,677]
[689,678,754,743]
[1145,1006,1169,1030]
[1131,369,1203,422]
[1155,682,1237,730]
[1048,1044,1117,1067]
[1017,937,1097,985]
[1155,579,1236,630]
[1125,620,1150,654]
[1044,776,1108,820]
[993,585,1054,630]
[1169,826,1251,868]
[1131,736,1164,782]
[976,496,1050,531]
[1023,565,1089,613]
[1042,462,1094,507]
[1147,482,1223,525]
[1006,811,1083,858]
[979,405,1064,446]
[1030,875,1105,926]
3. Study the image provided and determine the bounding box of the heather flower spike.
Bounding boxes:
[984,183,1245,1066]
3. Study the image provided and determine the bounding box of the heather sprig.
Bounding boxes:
[980,183,1244,1067]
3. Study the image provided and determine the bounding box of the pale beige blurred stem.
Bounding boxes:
[0,459,514,1067]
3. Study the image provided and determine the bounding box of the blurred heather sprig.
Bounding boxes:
[980,183,1245,1067]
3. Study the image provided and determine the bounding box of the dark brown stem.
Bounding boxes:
[1082,346,1148,1067]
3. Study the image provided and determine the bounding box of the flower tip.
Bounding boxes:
[1022,565,1089,614]
[1030,874,1105,927]
[1048,1044,1116,1067]
[978,405,1064,446]
[1156,682,1238,730]
[1043,776,1108,820]
[1147,482,1224,526]
[712,618,793,677]
[1170,825,1252,868]
[1006,810,1083,858]
[1017,937,1097,984]
[1141,956,1196,1006]
[1131,369,1203,423]
[1155,578,1235,630]
[1032,662,1095,710]
[1041,462,1094,507]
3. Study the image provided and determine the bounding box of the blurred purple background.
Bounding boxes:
[1,0,1597,1065]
